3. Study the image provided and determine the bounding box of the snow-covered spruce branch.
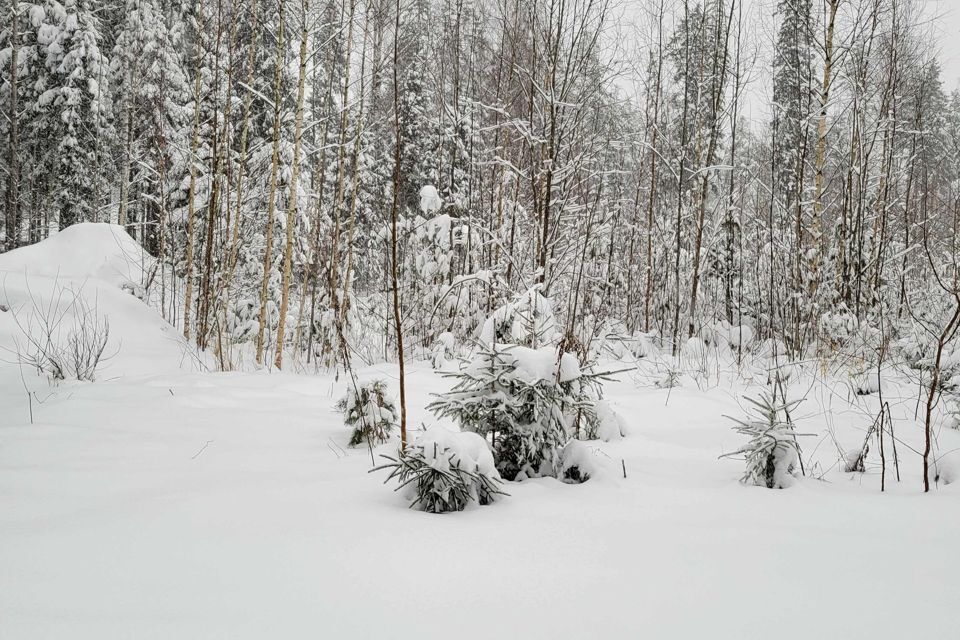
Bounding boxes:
[722,393,812,489]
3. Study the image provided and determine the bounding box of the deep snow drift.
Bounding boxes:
[2,225,959,639]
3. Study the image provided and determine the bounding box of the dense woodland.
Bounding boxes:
[1,0,959,378]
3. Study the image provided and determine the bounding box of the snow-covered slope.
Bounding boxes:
[2,226,960,639]
[0,223,189,380]
[0,223,152,286]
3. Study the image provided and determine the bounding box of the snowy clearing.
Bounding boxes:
[2,226,960,639]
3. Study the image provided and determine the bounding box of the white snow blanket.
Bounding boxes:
[2,225,960,639]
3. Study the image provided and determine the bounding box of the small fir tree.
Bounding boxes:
[722,393,808,489]
[336,379,398,446]
[372,427,505,513]
[427,342,607,480]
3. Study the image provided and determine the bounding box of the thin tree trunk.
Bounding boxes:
[118,111,132,233]
[220,0,260,367]
[255,0,287,365]
[324,0,358,365]
[338,23,370,332]
[274,0,310,369]
[390,0,408,450]
[6,1,20,251]
[809,0,839,298]
[688,0,732,338]
[672,0,691,356]
[644,0,664,333]
[924,300,960,492]
[182,0,207,340]
[198,0,226,349]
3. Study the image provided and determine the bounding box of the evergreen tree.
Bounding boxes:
[772,0,814,214]
[111,0,189,249]
[49,0,114,229]
[395,6,438,212]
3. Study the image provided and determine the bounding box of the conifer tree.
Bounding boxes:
[48,0,114,229]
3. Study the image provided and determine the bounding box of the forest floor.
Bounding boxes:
[2,225,959,639]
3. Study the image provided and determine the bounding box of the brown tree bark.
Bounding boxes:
[390,0,408,450]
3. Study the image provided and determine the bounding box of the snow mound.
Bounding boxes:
[561,439,619,483]
[0,223,189,379]
[0,223,152,288]
[594,399,628,441]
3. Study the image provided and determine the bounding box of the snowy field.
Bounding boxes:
[2,225,959,639]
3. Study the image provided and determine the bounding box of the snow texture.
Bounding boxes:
[2,226,960,638]
[416,426,499,481]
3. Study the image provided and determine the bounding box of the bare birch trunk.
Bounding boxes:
[274,0,311,370]
[809,0,839,299]
[182,1,206,340]
[255,0,286,365]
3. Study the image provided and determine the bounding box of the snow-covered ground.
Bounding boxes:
[2,225,959,639]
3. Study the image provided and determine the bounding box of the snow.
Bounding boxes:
[431,330,455,368]
[478,286,557,347]
[508,345,579,383]
[0,223,152,287]
[726,324,754,348]
[0,223,189,380]
[593,398,627,441]
[419,184,442,213]
[416,426,499,480]
[462,344,582,385]
[560,439,616,481]
[3,227,960,638]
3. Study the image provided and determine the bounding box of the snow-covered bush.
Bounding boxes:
[7,284,111,382]
[401,184,492,357]
[419,184,443,213]
[894,325,928,370]
[583,323,638,361]
[681,336,710,379]
[431,331,456,369]
[818,312,881,360]
[654,366,682,389]
[373,427,505,513]
[701,321,754,351]
[935,453,958,486]
[336,380,398,446]
[722,393,807,489]
[895,325,960,391]
[427,343,610,480]
[849,366,881,396]
[589,399,628,441]
[559,439,617,483]
[755,337,789,361]
[225,298,261,342]
[944,398,960,431]
[478,286,557,348]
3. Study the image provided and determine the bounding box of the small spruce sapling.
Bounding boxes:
[372,427,506,513]
[427,343,611,480]
[722,393,809,489]
[336,380,398,446]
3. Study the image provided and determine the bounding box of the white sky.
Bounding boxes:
[612,0,960,123]
[929,0,960,92]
